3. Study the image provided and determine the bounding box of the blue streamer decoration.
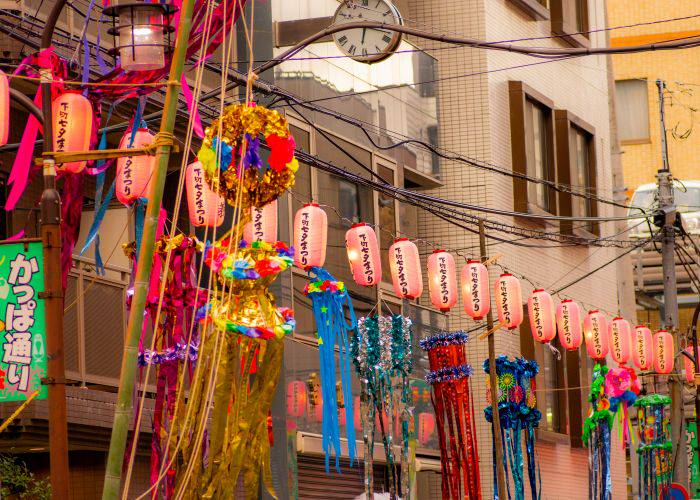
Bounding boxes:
[304,267,357,472]
[484,356,542,500]
[134,198,146,254]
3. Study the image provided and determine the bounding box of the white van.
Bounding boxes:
[627,180,700,238]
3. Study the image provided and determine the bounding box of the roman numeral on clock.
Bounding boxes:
[348,45,356,55]
[338,35,347,46]
[382,34,391,44]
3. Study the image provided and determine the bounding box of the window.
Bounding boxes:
[377,164,397,285]
[551,0,589,47]
[508,0,550,20]
[554,110,598,236]
[615,79,650,143]
[509,81,556,215]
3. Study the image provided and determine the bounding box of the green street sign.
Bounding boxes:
[686,421,700,498]
[0,240,47,402]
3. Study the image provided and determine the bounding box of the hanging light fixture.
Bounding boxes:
[293,203,328,270]
[461,260,490,321]
[427,250,457,312]
[104,1,177,72]
[556,299,582,350]
[388,238,423,300]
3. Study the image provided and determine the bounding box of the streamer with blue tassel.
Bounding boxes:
[303,267,357,472]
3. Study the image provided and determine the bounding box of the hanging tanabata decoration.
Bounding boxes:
[171,102,298,498]
[427,250,458,312]
[462,260,490,321]
[483,356,540,500]
[609,317,632,366]
[352,314,413,499]
[635,394,672,499]
[583,364,639,499]
[420,331,481,500]
[303,267,358,471]
[494,273,523,330]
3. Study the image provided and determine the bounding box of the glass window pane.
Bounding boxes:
[525,99,550,211]
[615,79,650,141]
[290,125,312,215]
[572,127,592,227]
[377,165,397,284]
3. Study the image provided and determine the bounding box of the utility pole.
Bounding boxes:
[479,221,507,498]
[656,79,688,487]
[39,1,71,498]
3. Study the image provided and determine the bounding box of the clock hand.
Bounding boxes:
[361,28,367,44]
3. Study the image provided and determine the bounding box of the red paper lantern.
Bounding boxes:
[286,381,307,418]
[185,161,225,228]
[116,128,155,204]
[353,396,361,430]
[609,317,632,365]
[684,346,696,383]
[495,274,523,330]
[461,260,490,320]
[633,326,653,371]
[427,250,458,312]
[527,289,556,343]
[556,299,582,350]
[345,223,381,286]
[312,398,323,423]
[0,70,8,146]
[653,330,674,374]
[389,238,423,299]
[244,200,278,243]
[293,203,327,269]
[583,310,608,360]
[417,412,435,446]
[52,90,93,173]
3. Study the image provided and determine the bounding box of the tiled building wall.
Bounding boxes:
[609,1,700,190]
[408,0,629,497]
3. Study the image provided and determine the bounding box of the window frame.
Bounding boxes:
[509,81,558,219]
[508,0,550,20]
[615,79,651,144]
[554,109,599,237]
[550,0,590,48]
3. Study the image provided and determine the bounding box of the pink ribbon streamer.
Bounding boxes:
[6,91,42,211]
[180,74,204,139]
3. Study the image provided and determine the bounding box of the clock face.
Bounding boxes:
[332,0,403,64]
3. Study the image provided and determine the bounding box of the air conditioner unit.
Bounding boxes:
[0,0,25,15]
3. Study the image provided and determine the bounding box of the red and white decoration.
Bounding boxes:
[345,223,381,286]
[388,238,423,299]
[609,317,632,366]
[185,161,225,228]
[556,299,582,350]
[0,70,8,146]
[494,274,523,330]
[243,200,278,244]
[286,381,307,418]
[653,330,674,374]
[116,128,156,204]
[684,347,696,383]
[583,310,608,360]
[427,250,458,312]
[52,91,93,173]
[632,325,653,371]
[527,289,556,343]
[293,203,327,269]
[461,260,490,320]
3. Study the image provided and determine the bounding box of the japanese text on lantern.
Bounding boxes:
[0,242,47,402]
[299,212,310,266]
[438,256,449,304]
[252,207,265,239]
[470,266,481,312]
[394,246,408,295]
[591,316,603,356]
[499,280,511,323]
[56,102,69,152]
[531,295,543,337]
[193,165,205,224]
[560,305,572,345]
[359,233,374,284]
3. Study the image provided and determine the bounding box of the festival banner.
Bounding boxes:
[0,240,47,402]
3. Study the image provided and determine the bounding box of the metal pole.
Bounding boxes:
[39,0,70,498]
[479,220,507,498]
[101,0,197,497]
[656,79,689,487]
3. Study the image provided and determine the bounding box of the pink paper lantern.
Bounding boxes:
[556,299,582,350]
[653,330,674,375]
[0,70,8,146]
[417,412,435,446]
[495,273,523,330]
[345,223,381,287]
[528,289,556,343]
[389,238,423,299]
[684,346,696,384]
[461,260,490,320]
[286,381,307,418]
[427,250,458,312]
[583,310,608,360]
[353,396,361,430]
[52,90,93,173]
[185,161,225,228]
[116,128,156,204]
[312,398,323,423]
[609,317,632,365]
[293,203,327,269]
[632,326,653,371]
[244,200,278,244]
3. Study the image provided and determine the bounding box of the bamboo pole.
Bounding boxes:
[101,0,197,497]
